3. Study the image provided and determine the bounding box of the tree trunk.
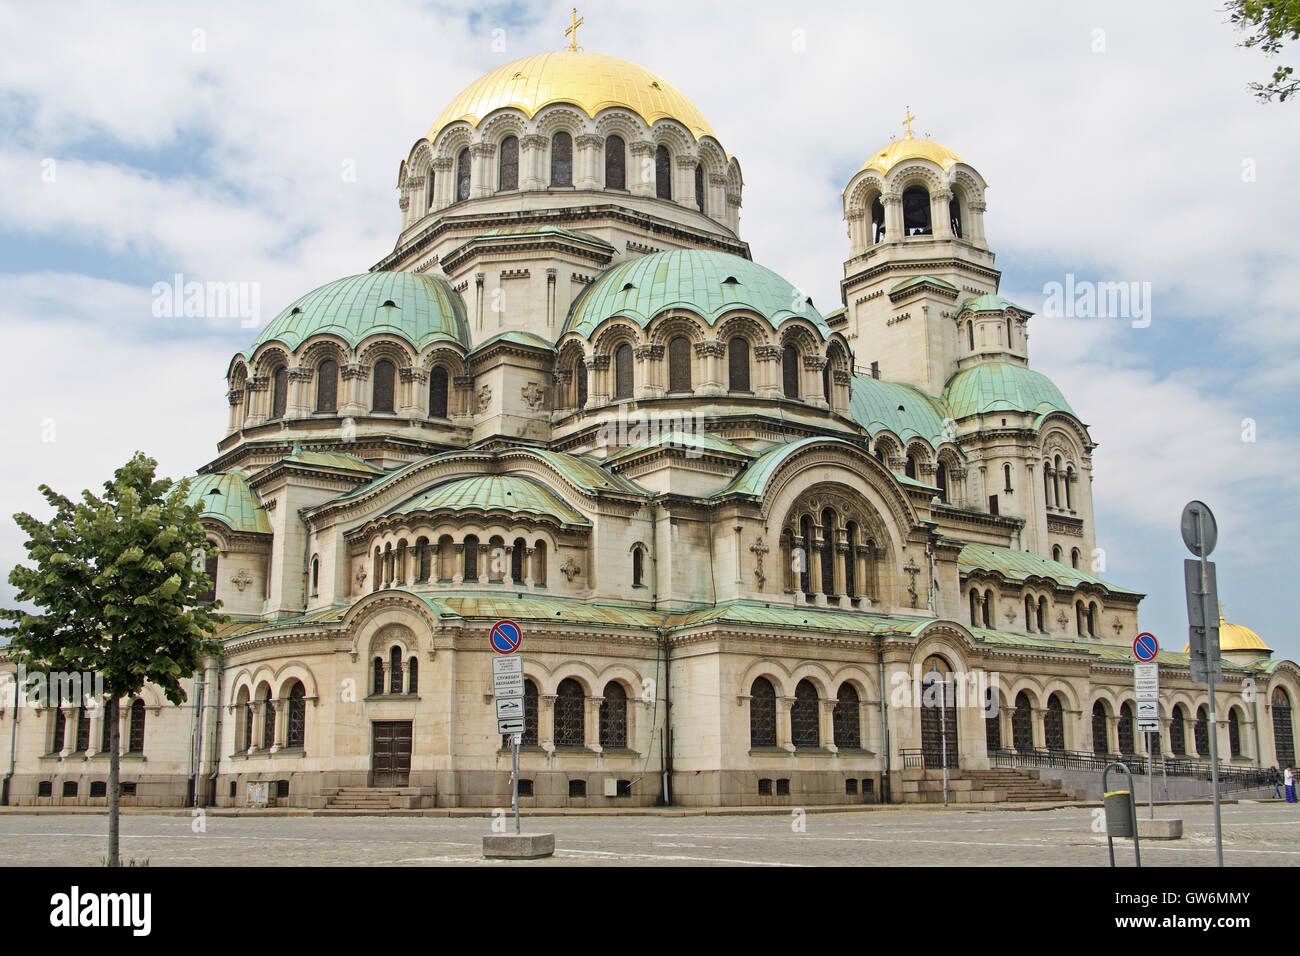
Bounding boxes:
[107,696,120,867]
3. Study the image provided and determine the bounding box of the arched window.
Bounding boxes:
[1053,545,1063,563]
[462,535,479,582]
[389,646,403,695]
[555,678,585,747]
[1170,705,1187,755]
[532,540,547,586]
[727,337,750,391]
[1024,595,1035,631]
[1194,705,1210,756]
[614,343,634,400]
[986,690,1002,753]
[667,336,692,392]
[271,365,288,420]
[1012,693,1033,751]
[425,172,434,212]
[1092,701,1109,754]
[1007,317,1014,348]
[417,538,431,582]
[75,704,90,753]
[550,131,572,186]
[798,515,812,595]
[456,148,471,202]
[969,589,979,627]
[1273,688,1295,768]
[905,455,917,479]
[408,657,418,695]
[498,135,518,191]
[936,462,949,503]
[949,195,963,238]
[605,135,625,189]
[902,185,931,235]
[599,682,628,749]
[1053,455,1063,506]
[128,697,146,753]
[822,365,832,405]
[833,684,860,749]
[51,706,66,753]
[921,657,958,766]
[871,196,885,243]
[1071,548,1080,569]
[694,162,704,212]
[511,537,525,584]
[781,345,799,399]
[437,534,454,582]
[1065,466,1075,509]
[429,366,449,418]
[576,359,588,407]
[372,359,395,413]
[372,656,384,696]
[316,359,338,413]
[1075,600,1085,636]
[1045,694,1065,751]
[1037,596,1047,632]
[1228,708,1242,758]
[654,145,671,199]
[198,551,218,605]
[844,522,857,598]
[260,686,275,750]
[982,589,993,628]
[632,546,644,587]
[1118,702,1136,754]
[819,508,835,596]
[1088,601,1099,637]
[749,677,777,748]
[310,556,319,596]
[1044,465,1054,508]
[1003,463,1013,493]
[235,689,252,751]
[487,535,506,583]
[286,681,305,748]
[967,321,975,352]
[522,679,539,747]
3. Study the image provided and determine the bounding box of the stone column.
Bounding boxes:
[634,344,663,400]
[675,155,697,209]
[809,530,824,602]
[226,386,245,433]
[968,199,987,245]
[243,376,268,427]
[588,354,611,406]
[398,365,426,417]
[846,208,866,256]
[520,135,547,191]
[778,697,795,753]
[708,172,728,220]
[271,699,287,752]
[585,695,601,752]
[470,143,494,199]
[753,345,782,399]
[931,189,954,239]
[340,363,368,417]
[451,543,464,586]
[628,142,655,197]
[882,190,903,241]
[819,698,837,753]
[694,339,724,396]
[540,695,556,751]
[431,157,453,209]
[804,354,828,408]
[576,134,601,189]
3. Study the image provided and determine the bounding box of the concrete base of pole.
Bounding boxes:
[482,833,555,859]
[1136,818,1183,840]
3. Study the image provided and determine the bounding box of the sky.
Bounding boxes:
[0,0,1296,660]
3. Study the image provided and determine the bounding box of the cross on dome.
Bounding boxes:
[565,8,584,51]
[902,107,916,139]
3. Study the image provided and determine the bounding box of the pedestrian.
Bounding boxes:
[1286,766,1296,804]
[1272,766,1283,799]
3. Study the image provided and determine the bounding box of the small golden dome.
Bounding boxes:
[1181,613,1271,654]
[861,136,963,176]
[427,51,717,143]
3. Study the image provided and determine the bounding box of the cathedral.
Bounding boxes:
[3,33,1296,810]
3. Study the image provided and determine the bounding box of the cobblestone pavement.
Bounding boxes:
[3,802,1299,866]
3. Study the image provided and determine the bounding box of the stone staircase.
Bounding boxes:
[318,787,435,810]
[901,766,1082,804]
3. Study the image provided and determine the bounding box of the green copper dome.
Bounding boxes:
[563,250,830,339]
[850,375,951,447]
[944,362,1074,420]
[248,272,470,355]
[385,475,589,527]
[185,473,271,535]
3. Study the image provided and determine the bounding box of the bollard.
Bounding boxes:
[1102,763,1141,867]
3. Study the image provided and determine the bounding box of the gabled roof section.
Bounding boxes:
[185,472,271,535]
[713,437,861,498]
[605,430,754,465]
[957,293,1030,314]
[281,446,384,476]
[959,543,1142,596]
[385,474,589,527]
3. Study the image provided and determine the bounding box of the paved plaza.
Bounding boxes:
[2,801,1298,866]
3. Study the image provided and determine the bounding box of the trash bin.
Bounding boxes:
[1103,789,1134,838]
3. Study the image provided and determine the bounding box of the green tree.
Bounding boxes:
[1228,0,1300,101]
[1,452,226,866]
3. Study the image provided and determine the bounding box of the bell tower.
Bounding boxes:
[839,121,1001,395]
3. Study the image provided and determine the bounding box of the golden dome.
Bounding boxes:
[427,51,718,143]
[860,136,963,176]
[1181,613,1271,654]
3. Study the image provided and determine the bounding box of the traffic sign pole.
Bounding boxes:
[1196,508,1223,868]
[512,733,520,835]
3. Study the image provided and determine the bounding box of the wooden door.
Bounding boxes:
[371,721,412,787]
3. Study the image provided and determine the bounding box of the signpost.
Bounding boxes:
[490,620,524,836]
[1181,500,1223,867]
[1134,635,1160,819]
